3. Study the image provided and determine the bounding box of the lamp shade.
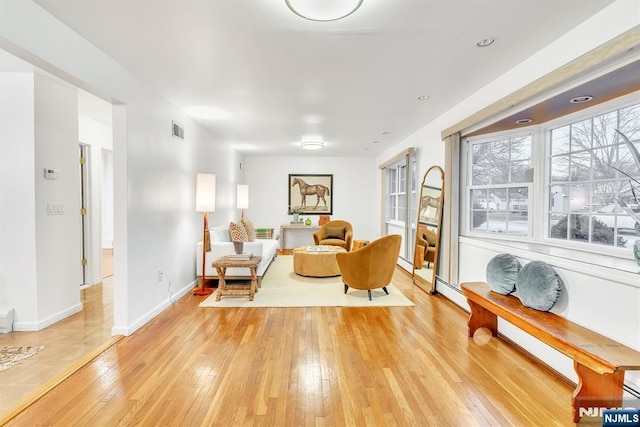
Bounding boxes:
[195,173,216,212]
[237,184,249,210]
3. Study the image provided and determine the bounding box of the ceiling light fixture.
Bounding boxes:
[418,95,430,101]
[285,0,364,22]
[569,95,594,104]
[515,118,533,124]
[300,135,324,150]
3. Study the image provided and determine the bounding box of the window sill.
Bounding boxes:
[459,236,640,287]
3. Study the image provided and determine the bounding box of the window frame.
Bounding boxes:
[461,91,640,261]
[463,129,535,240]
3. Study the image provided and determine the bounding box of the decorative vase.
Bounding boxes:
[293,213,299,222]
[634,240,640,268]
[305,218,312,226]
[233,241,243,254]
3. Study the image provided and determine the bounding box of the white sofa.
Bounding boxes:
[196,226,278,286]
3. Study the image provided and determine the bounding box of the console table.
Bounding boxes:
[279,223,320,249]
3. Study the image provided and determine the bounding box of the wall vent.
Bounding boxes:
[172,121,184,139]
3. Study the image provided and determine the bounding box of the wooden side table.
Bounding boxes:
[213,255,262,301]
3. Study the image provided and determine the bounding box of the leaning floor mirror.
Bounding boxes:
[413,165,444,294]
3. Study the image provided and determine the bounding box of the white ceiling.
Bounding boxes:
[22,1,616,156]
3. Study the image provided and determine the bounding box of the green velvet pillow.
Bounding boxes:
[486,253,521,295]
[325,226,346,240]
[515,261,562,311]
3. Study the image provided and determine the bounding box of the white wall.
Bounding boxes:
[33,74,83,328]
[244,156,379,243]
[0,73,38,323]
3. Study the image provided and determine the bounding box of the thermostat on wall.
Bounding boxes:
[44,168,59,180]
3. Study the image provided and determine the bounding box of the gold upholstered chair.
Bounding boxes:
[335,234,401,300]
[313,220,353,251]
[416,225,437,268]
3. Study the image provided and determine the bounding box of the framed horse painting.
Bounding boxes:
[288,174,333,215]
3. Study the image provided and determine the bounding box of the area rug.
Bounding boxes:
[200,255,414,308]
[0,346,44,372]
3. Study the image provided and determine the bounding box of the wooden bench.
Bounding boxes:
[460,281,640,423]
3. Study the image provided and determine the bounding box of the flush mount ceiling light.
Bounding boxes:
[569,95,594,104]
[417,95,430,101]
[515,118,533,124]
[285,0,364,22]
[300,135,324,150]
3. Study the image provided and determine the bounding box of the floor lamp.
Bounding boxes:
[237,184,249,219]
[195,173,216,296]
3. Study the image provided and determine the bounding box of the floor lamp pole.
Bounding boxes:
[194,211,213,296]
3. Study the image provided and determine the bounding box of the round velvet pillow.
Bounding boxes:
[486,253,521,295]
[515,261,562,311]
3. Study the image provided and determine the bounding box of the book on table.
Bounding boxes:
[227,252,253,260]
[307,245,329,252]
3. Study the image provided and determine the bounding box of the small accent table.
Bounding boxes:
[213,255,262,301]
[292,246,346,277]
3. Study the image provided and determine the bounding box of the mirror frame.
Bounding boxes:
[412,165,444,294]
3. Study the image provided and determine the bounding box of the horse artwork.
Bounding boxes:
[289,174,333,214]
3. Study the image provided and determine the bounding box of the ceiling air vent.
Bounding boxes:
[172,121,184,139]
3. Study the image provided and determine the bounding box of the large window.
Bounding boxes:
[462,98,640,255]
[548,103,640,249]
[387,161,407,222]
[467,135,532,236]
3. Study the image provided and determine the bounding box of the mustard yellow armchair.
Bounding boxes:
[313,220,353,251]
[335,234,401,300]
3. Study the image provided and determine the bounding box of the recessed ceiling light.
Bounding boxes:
[285,0,364,22]
[515,118,533,125]
[372,140,380,144]
[382,131,390,135]
[476,37,495,48]
[569,95,594,104]
[418,95,430,101]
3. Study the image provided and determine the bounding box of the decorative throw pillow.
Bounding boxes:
[228,221,248,242]
[241,218,256,242]
[515,261,562,311]
[486,253,521,295]
[324,226,346,240]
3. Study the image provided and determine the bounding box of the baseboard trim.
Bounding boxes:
[13,303,83,331]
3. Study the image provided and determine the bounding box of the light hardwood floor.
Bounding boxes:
[3,263,592,426]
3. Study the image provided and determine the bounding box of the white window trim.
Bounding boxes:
[461,91,640,263]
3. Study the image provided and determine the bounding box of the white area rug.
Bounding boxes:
[200,255,414,308]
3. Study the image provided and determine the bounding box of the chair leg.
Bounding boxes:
[382,287,389,295]
[367,290,372,301]
[344,284,349,294]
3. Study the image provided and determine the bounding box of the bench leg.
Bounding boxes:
[466,300,498,338]
[572,362,624,423]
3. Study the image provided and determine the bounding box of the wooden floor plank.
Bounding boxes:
[4,267,578,425]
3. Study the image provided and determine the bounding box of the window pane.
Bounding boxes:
[507,211,528,235]
[551,126,570,156]
[619,104,640,137]
[568,183,590,212]
[568,214,589,243]
[510,161,529,183]
[570,151,591,182]
[486,211,508,234]
[592,111,617,149]
[592,147,617,180]
[550,155,570,183]
[490,163,509,185]
[550,185,568,213]
[549,213,568,239]
[491,140,510,164]
[508,187,528,212]
[511,137,531,160]
[570,118,592,151]
[472,164,490,185]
